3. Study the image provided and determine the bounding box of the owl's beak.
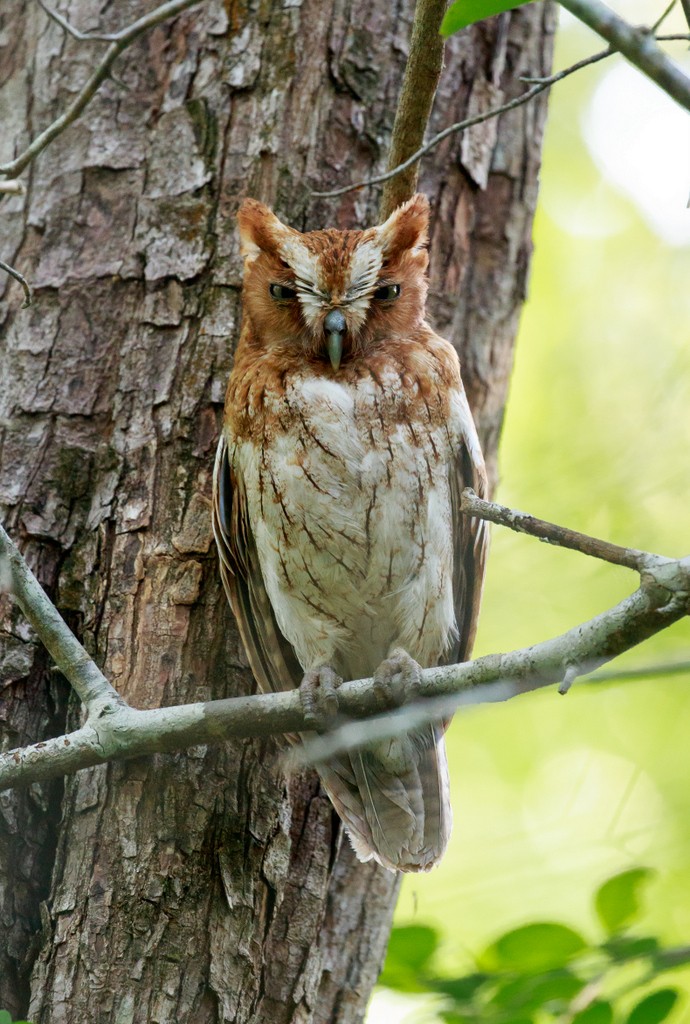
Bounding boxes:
[324,308,346,370]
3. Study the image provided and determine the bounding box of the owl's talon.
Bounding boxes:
[373,648,422,711]
[300,665,342,732]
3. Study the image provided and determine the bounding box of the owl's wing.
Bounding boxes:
[212,433,303,696]
[447,387,490,665]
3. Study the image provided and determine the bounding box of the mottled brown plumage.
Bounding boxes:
[213,195,488,871]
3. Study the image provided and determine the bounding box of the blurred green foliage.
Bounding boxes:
[380,869,689,1023]
[369,7,690,1024]
[0,1012,32,1024]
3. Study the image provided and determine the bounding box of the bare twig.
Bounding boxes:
[651,0,677,35]
[312,34,690,200]
[378,0,447,220]
[558,0,690,113]
[682,0,690,31]
[558,664,580,695]
[0,259,33,307]
[0,523,123,708]
[37,0,122,42]
[0,180,25,195]
[313,81,546,199]
[460,488,655,571]
[0,0,201,178]
[589,658,690,682]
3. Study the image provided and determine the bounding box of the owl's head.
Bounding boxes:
[237,194,430,370]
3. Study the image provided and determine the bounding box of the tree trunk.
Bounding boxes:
[0,1,554,1020]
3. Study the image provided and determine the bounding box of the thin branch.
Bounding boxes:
[0,180,25,195]
[312,34,690,200]
[651,0,678,35]
[588,658,690,682]
[460,488,655,571]
[0,523,123,708]
[0,259,33,307]
[558,0,690,113]
[682,0,690,31]
[378,0,447,220]
[36,0,122,42]
[0,0,201,179]
[313,81,546,199]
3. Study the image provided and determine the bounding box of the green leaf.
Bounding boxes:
[0,1014,11,1024]
[384,924,439,971]
[431,973,489,1002]
[626,989,678,1024]
[378,925,440,991]
[481,922,588,972]
[572,1002,614,1024]
[440,0,536,36]
[594,869,655,935]
[440,1015,531,1024]
[487,969,583,1013]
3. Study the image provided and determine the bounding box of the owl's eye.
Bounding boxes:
[373,283,401,302]
[269,283,297,300]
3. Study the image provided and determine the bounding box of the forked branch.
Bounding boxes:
[0,0,203,306]
[313,33,690,200]
[0,0,202,179]
[0,523,122,709]
[1,499,688,792]
[558,0,690,113]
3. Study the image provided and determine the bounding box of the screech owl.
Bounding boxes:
[212,194,488,872]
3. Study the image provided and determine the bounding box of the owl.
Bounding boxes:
[212,194,488,872]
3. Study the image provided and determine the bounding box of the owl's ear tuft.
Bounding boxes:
[377,193,429,258]
[237,199,290,268]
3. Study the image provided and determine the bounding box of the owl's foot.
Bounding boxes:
[373,648,422,711]
[300,665,342,732]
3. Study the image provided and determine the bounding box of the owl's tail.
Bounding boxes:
[317,724,451,872]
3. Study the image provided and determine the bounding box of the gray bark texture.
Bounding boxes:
[0,1,554,1021]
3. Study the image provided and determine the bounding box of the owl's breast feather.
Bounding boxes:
[231,357,464,674]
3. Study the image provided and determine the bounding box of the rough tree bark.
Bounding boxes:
[0,1,554,1021]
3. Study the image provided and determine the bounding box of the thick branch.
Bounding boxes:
[378,0,447,220]
[0,0,201,178]
[1,555,688,791]
[0,523,122,708]
[2,487,688,791]
[558,0,690,113]
[300,567,690,763]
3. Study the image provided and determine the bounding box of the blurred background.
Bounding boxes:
[368,2,690,1021]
